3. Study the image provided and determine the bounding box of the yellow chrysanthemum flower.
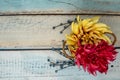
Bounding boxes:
[66,16,113,46]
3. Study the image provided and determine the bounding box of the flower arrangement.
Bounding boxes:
[48,16,117,76]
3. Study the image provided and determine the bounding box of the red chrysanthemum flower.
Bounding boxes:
[75,40,117,76]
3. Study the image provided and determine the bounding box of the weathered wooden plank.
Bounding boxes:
[0,50,120,80]
[0,0,120,15]
[0,15,120,48]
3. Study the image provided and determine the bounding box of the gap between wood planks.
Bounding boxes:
[0,47,120,51]
[1,13,120,16]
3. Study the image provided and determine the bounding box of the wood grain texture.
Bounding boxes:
[0,15,120,48]
[0,50,120,80]
[0,0,120,80]
[0,0,120,15]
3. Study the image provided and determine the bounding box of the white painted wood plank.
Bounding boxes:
[0,15,120,48]
[0,50,120,80]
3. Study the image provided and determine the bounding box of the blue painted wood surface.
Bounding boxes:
[0,0,120,80]
[0,50,120,80]
[0,0,120,14]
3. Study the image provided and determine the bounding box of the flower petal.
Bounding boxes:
[71,22,79,35]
